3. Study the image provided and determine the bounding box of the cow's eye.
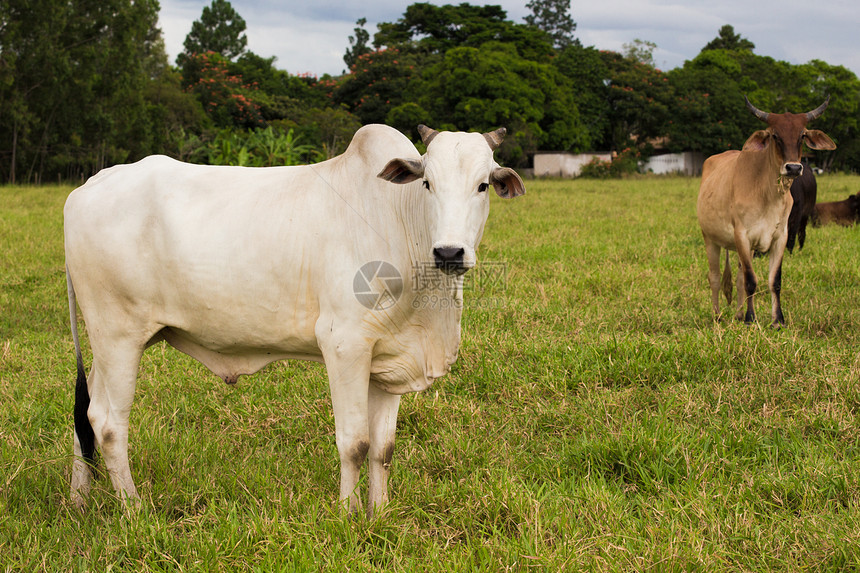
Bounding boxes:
[478,182,489,193]
[423,180,430,191]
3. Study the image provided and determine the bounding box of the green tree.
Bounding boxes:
[294,106,362,158]
[344,17,371,71]
[623,39,657,68]
[791,60,860,171]
[602,50,674,153]
[229,52,330,120]
[524,0,578,49]
[664,46,860,170]
[178,0,247,66]
[0,0,190,182]
[334,47,423,125]
[703,24,755,52]
[419,42,586,166]
[345,2,559,138]
[553,43,612,150]
[666,50,755,157]
[386,102,433,142]
[374,3,553,62]
[142,42,209,161]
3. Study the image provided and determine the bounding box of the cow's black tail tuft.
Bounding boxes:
[74,357,96,467]
[68,266,96,468]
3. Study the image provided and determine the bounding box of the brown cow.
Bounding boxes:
[697,96,836,327]
[812,192,860,226]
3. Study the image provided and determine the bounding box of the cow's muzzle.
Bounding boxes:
[433,247,467,275]
[783,163,803,178]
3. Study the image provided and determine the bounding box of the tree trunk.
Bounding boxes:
[10,122,17,185]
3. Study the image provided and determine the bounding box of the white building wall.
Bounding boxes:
[533,152,612,178]
[534,151,704,178]
[643,152,704,176]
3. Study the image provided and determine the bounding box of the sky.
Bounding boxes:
[157,0,860,78]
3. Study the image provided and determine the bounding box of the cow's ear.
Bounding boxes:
[742,130,771,151]
[490,166,526,199]
[803,130,837,151]
[377,158,424,184]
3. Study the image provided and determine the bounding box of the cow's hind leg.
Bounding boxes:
[720,250,733,309]
[367,383,401,517]
[86,339,144,504]
[71,359,96,508]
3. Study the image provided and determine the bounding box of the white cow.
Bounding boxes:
[65,124,525,516]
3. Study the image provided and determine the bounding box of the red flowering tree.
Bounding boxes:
[332,47,423,125]
[182,51,264,129]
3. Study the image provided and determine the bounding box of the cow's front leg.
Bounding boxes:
[734,231,757,323]
[767,246,787,328]
[367,383,401,517]
[319,334,373,515]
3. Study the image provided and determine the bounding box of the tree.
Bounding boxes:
[703,25,755,52]
[178,0,247,66]
[666,50,756,157]
[182,52,264,129]
[601,50,674,153]
[524,0,578,49]
[227,52,361,156]
[0,0,193,183]
[343,17,371,71]
[374,3,553,62]
[623,39,657,68]
[791,60,860,172]
[664,47,860,170]
[334,47,423,125]
[419,42,587,166]
[553,44,612,150]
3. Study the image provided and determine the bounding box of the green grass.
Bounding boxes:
[1,175,859,571]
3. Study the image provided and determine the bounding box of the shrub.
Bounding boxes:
[203,127,323,166]
[579,147,642,178]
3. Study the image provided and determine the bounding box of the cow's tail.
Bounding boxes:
[67,266,96,468]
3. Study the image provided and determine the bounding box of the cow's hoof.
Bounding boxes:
[71,490,88,511]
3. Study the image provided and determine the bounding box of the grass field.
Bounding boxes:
[1,175,859,571]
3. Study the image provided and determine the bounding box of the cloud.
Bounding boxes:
[158,0,860,77]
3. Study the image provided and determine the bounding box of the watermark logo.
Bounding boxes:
[353,261,403,310]
[412,261,507,293]
[354,260,508,311]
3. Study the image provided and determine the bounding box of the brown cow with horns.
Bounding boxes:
[697,96,836,327]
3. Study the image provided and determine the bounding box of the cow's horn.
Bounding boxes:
[483,127,506,150]
[417,124,439,146]
[806,95,830,121]
[744,96,769,123]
